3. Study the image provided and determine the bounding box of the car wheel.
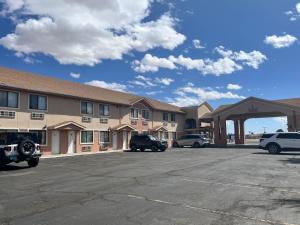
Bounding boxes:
[172,142,179,148]
[140,148,145,152]
[131,146,137,152]
[192,142,201,148]
[267,143,281,154]
[151,145,158,152]
[27,158,39,167]
[160,147,166,152]
[17,139,36,157]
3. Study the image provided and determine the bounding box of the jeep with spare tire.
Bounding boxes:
[0,132,42,168]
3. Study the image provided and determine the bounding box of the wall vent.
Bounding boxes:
[0,111,16,119]
[82,146,92,152]
[163,122,168,127]
[100,118,108,124]
[31,112,45,120]
[82,116,92,123]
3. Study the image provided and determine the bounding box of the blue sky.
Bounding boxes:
[0,0,299,133]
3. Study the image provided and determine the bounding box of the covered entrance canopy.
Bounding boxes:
[110,124,136,150]
[48,121,86,130]
[211,97,300,146]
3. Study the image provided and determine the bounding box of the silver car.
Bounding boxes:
[172,134,210,148]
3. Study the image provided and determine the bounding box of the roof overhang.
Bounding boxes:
[150,126,168,132]
[48,121,86,130]
[110,124,137,131]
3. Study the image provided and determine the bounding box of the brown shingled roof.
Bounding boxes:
[0,67,184,113]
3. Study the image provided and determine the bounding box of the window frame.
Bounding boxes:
[80,130,94,144]
[141,109,150,120]
[163,131,169,140]
[29,129,48,146]
[0,89,20,109]
[170,112,176,122]
[81,101,94,115]
[99,130,110,143]
[28,94,48,111]
[163,112,169,121]
[130,108,139,119]
[99,104,110,117]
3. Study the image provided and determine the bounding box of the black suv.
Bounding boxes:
[129,134,168,152]
[0,132,42,167]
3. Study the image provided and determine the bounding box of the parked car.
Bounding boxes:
[0,132,42,167]
[129,134,168,152]
[172,134,210,148]
[259,132,300,154]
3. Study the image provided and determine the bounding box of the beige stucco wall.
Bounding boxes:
[0,89,186,153]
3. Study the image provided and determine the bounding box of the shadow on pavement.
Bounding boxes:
[279,158,300,164]
[0,164,29,171]
[273,198,300,212]
[252,152,300,156]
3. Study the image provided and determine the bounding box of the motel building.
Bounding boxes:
[1,67,300,155]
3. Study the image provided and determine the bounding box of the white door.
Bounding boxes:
[112,131,118,150]
[68,131,75,154]
[51,130,60,154]
[123,131,128,150]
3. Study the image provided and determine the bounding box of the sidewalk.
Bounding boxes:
[41,150,124,159]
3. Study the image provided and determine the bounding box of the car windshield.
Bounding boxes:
[148,135,158,141]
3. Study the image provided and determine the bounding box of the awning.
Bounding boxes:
[110,124,137,131]
[48,121,86,130]
[150,126,168,132]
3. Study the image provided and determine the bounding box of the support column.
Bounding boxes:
[239,119,245,144]
[234,120,240,144]
[213,117,227,146]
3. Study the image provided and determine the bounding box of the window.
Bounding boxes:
[163,112,169,121]
[0,90,18,108]
[99,131,110,143]
[81,101,93,115]
[163,132,169,140]
[99,104,109,117]
[130,108,139,119]
[277,133,300,139]
[172,132,177,140]
[131,131,138,137]
[29,130,47,145]
[170,113,176,122]
[81,131,94,144]
[142,110,149,120]
[29,94,47,110]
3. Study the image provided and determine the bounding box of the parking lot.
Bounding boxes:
[1,148,300,225]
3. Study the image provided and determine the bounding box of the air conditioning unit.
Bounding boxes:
[131,120,137,125]
[82,116,92,123]
[142,121,148,126]
[100,118,108,124]
[82,146,92,152]
[31,112,45,120]
[0,111,16,119]
[163,122,168,127]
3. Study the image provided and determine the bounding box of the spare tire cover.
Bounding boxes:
[18,140,36,157]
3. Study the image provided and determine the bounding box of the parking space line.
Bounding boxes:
[0,171,35,177]
[182,178,300,195]
[127,194,296,225]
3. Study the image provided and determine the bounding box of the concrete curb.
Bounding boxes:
[41,150,124,159]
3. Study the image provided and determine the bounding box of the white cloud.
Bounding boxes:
[297,3,300,13]
[129,75,174,88]
[154,77,174,85]
[132,54,177,73]
[167,83,245,107]
[0,0,185,66]
[85,80,129,93]
[193,39,205,49]
[227,83,242,90]
[273,117,287,126]
[70,72,80,79]
[133,47,266,75]
[264,34,298,48]
[146,90,162,95]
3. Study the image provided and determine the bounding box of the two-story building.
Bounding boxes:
[1,67,206,154]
